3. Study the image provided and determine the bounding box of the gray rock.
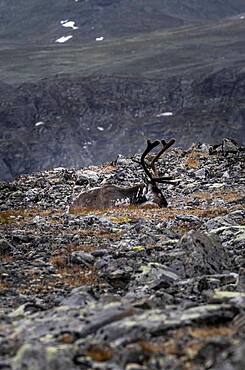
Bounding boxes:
[173,230,231,278]
[211,343,245,370]
[70,251,95,266]
[0,239,14,255]
[129,263,180,291]
[12,343,77,370]
[176,214,200,222]
[76,170,99,185]
[91,249,108,257]
[61,287,97,307]
[237,268,245,291]
[195,168,206,179]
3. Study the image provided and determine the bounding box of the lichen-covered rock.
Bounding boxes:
[172,231,231,278]
[12,343,77,370]
[129,263,179,291]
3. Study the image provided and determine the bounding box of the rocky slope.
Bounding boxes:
[0,142,244,370]
[1,68,245,181]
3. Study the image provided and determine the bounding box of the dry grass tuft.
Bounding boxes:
[57,333,77,344]
[50,255,68,268]
[194,190,244,203]
[0,208,62,224]
[1,255,14,263]
[101,164,117,173]
[70,204,237,227]
[138,324,237,369]
[185,150,207,169]
[0,280,10,291]
[56,265,98,287]
[188,325,235,338]
[85,345,114,362]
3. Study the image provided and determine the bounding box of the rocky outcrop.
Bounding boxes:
[0,68,245,180]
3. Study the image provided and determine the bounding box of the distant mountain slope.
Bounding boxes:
[0,0,245,46]
[0,67,244,180]
[0,16,244,84]
[1,1,245,180]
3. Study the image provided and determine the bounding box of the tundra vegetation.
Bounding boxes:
[0,140,244,370]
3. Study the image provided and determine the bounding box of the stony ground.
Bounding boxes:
[0,143,244,370]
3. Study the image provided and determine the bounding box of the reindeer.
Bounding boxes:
[69,138,175,211]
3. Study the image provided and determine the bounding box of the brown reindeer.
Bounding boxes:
[69,138,175,211]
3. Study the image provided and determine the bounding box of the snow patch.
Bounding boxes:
[35,121,45,127]
[61,20,78,30]
[97,126,104,131]
[240,15,245,19]
[55,35,73,43]
[96,36,104,41]
[156,112,173,117]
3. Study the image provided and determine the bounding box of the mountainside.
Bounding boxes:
[0,1,245,180]
[1,0,245,46]
[1,67,245,181]
[1,16,245,85]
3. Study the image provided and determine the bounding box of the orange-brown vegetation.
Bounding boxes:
[194,190,244,203]
[57,333,77,344]
[56,265,98,287]
[188,325,236,338]
[0,280,10,291]
[0,208,61,224]
[18,265,98,295]
[85,345,114,362]
[1,255,13,263]
[185,150,208,169]
[101,164,117,173]
[138,324,236,368]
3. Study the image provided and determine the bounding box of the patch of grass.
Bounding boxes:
[0,280,10,291]
[49,255,68,268]
[188,325,235,338]
[72,204,238,225]
[109,215,134,224]
[0,212,14,224]
[56,265,98,287]
[194,190,244,203]
[0,208,62,224]
[18,265,98,295]
[0,255,13,263]
[137,324,236,368]
[85,345,114,362]
[185,150,209,169]
[185,151,201,169]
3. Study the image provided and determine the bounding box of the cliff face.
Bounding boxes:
[0,68,245,180]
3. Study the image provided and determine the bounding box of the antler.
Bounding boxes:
[149,139,175,173]
[140,139,166,207]
[149,138,176,182]
[140,139,160,181]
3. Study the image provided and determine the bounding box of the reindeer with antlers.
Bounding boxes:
[69,138,176,211]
